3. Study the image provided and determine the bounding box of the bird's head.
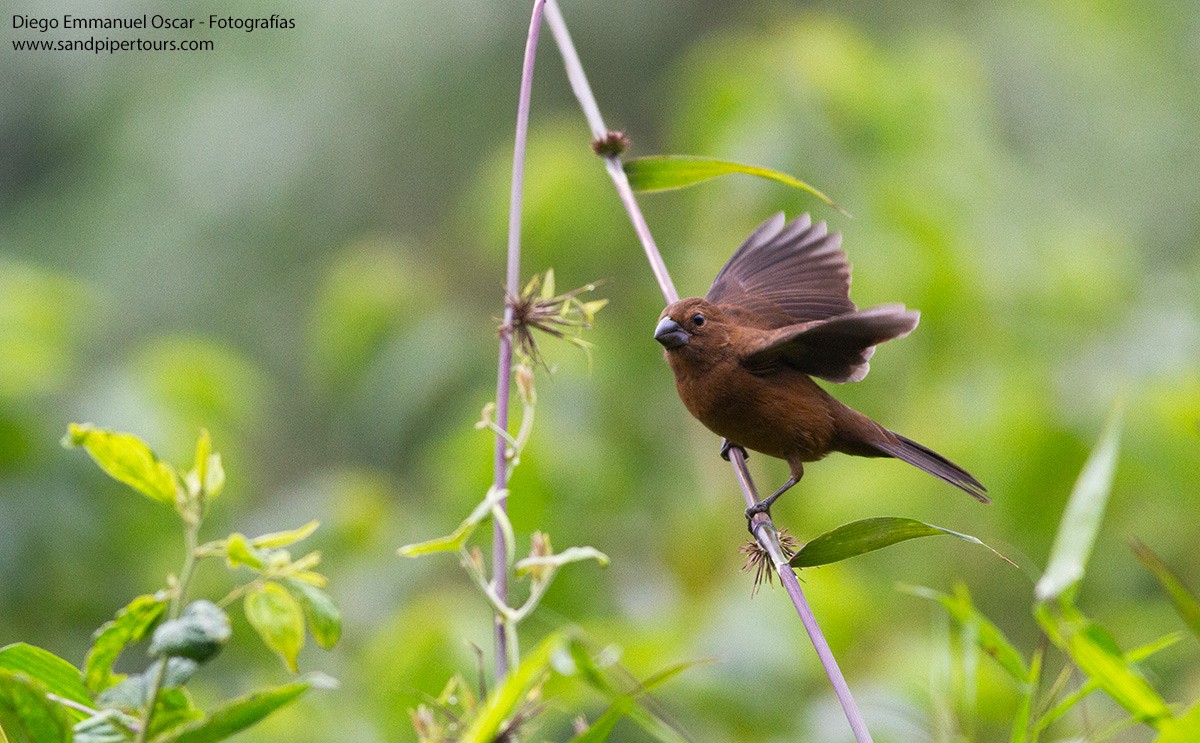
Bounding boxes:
[654,298,729,358]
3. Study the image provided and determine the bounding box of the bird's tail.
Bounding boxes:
[872,433,989,503]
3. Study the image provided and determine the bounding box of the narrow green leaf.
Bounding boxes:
[900,585,1028,683]
[623,155,846,214]
[460,633,565,743]
[570,703,628,743]
[515,546,610,577]
[84,594,168,694]
[149,601,231,663]
[223,534,266,571]
[1035,406,1123,601]
[1009,645,1042,743]
[563,640,689,743]
[146,688,203,738]
[398,487,506,558]
[790,517,1008,568]
[1154,701,1200,743]
[0,644,91,713]
[1132,539,1200,639]
[62,424,178,506]
[1035,600,1171,723]
[0,670,72,743]
[251,521,319,550]
[157,680,318,743]
[202,454,224,500]
[244,583,305,673]
[282,580,342,650]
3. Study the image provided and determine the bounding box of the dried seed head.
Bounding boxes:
[591,130,631,157]
[739,528,799,597]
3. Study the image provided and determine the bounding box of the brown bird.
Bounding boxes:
[654,213,987,522]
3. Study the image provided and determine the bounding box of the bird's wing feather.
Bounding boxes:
[742,305,920,383]
[705,213,855,328]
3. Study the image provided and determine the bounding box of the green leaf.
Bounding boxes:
[623,155,846,214]
[0,644,91,714]
[901,585,1029,683]
[202,453,224,499]
[84,594,168,694]
[149,601,231,663]
[1154,701,1200,743]
[244,583,305,673]
[156,678,326,743]
[515,546,610,577]
[1036,600,1171,724]
[187,429,224,499]
[563,640,689,743]
[251,521,319,550]
[62,424,178,506]
[0,670,72,743]
[1035,406,1123,601]
[282,580,341,650]
[223,534,266,571]
[398,487,506,558]
[1132,539,1200,639]
[145,688,202,738]
[790,517,1008,568]
[460,633,565,743]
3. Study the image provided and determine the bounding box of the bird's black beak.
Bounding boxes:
[654,317,689,349]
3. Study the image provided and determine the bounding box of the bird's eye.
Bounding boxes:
[691,313,705,327]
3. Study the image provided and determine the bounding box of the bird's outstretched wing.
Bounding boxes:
[742,304,920,383]
[705,213,855,328]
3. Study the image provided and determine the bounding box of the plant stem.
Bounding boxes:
[543,0,678,304]
[135,518,200,743]
[490,0,548,681]
[729,448,874,742]
[545,3,871,740]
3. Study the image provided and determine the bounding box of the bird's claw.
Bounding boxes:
[720,439,748,462]
[743,498,773,532]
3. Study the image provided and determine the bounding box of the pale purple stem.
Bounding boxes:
[492,0,548,681]
[543,0,678,304]
[730,449,874,742]
[544,3,872,740]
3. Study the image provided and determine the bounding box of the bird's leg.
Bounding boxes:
[744,463,803,528]
[719,439,748,462]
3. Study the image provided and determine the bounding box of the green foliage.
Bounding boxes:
[0,670,72,743]
[410,633,690,743]
[244,584,306,673]
[1133,539,1200,639]
[789,517,1007,569]
[62,425,179,508]
[915,410,1199,741]
[0,644,91,716]
[166,678,330,743]
[84,596,168,695]
[0,427,341,742]
[281,581,342,651]
[1036,406,1123,602]
[623,155,845,214]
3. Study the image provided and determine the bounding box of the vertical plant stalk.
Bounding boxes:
[135,517,200,743]
[491,0,548,681]
[544,2,872,740]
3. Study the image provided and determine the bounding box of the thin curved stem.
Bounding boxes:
[490,0,548,681]
[544,3,872,740]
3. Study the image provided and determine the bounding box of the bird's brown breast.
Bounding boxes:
[666,348,838,465]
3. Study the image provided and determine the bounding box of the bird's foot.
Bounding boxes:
[719,439,748,462]
[743,492,781,532]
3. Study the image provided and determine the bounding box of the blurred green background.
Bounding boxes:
[3,0,1199,740]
